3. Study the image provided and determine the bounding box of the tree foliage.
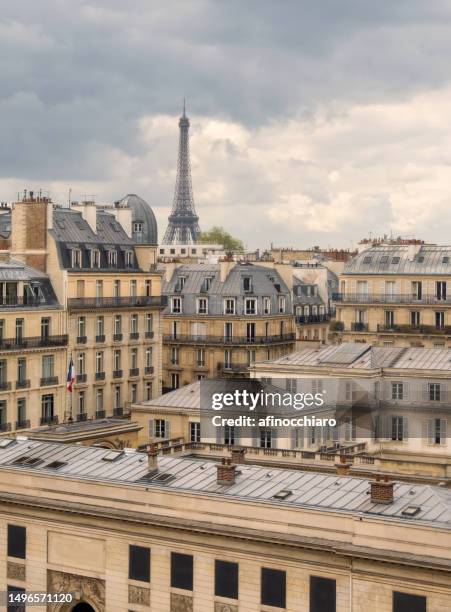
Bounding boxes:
[198,226,244,251]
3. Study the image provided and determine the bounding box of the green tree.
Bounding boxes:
[198,226,244,252]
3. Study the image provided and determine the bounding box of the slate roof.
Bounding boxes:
[116,194,158,245]
[344,244,451,275]
[0,437,449,528]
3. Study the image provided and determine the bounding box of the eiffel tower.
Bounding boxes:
[162,102,200,244]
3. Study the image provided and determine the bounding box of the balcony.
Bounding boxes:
[377,324,451,335]
[0,382,11,391]
[76,412,88,422]
[0,422,11,432]
[130,368,140,377]
[112,406,123,417]
[351,322,369,332]
[130,332,140,340]
[217,362,249,373]
[329,320,344,332]
[76,373,87,383]
[144,366,154,375]
[0,334,68,351]
[333,292,451,305]
[0,296,48,309]
[163,333,296,346]
[95,334,106,343]
[113,369,123,379]
[40,415,58,426]
[16,379,30,389]
[145,331,154,339]
[67,296,168,311]
[40,376,59,386]
[296,314,331,324]
[113,333,123,341]
[15,419,30,430]
[76,336,87,344]
[95,410,106,419]
[95,371,105,381]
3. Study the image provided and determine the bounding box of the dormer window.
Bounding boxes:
[245,298,256,315]
[197,297,208,314]
[107,250,117,267]
[175,276,186,292]
[278,296,286,314]
[201,276,213,292]
[90,249,100,268]
[224,298,236,315]
[132,221,143,243]
[243,276,253,292]
[171,297,182,314]
[71,248,82,268]
[125,251,134,267]
[263,297,271,315]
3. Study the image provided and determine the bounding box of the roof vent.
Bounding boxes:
[401,505,421,517]
[46,461,67,470]
[273,489,292,500]
[101,450,124,462]
[0,439,15,449]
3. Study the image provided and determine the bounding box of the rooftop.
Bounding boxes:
[0,437,449,528]
[344,244,451,275]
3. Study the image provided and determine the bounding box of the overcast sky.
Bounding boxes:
[2,1,451,249]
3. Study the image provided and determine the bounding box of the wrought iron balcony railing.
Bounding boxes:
[76,373,87,383]
[0,334,68,351]
[130,368,140,377]
[377,324,451,335]
[76,413,88,422]
[0,296,48,308]
[40,415,58,426]
[15,419,30,430]
[163,333,296,345]
[217,362,249,372]
[67,296,168,310]
[95,410,106,419]
[333,292,451,305]
[296,314,331,324]
[95,334,106,343]
[40,376,59,386]
[16,379,30,389]
[351,322,369,332]
[95,371,105,380]
[144,366,154,375]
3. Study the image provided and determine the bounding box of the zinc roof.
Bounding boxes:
[0,438,449,528]
[344,244,451,275]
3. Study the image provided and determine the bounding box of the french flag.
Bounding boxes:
[66,358,75,392]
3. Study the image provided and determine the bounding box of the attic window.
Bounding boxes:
[443,257,449,264]
[101,450,124,462]
[107,250,117,267]
[380,256,389,264]
[12,456,43,467]
[0,439,15,448]
[137,471,174,484]
[401,505,421,517]
[56,220,66,230]
[110,222,120,232]
[71,248,82,268]
[243,276,253,292]
[273,489,292,500]
[46,460,67,470]
[201,277,213,292]
[363,256,372,264]
[391,257,400,264]
[417,256,424,263]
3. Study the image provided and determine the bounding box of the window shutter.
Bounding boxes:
[403,417,409,440]
[422,383,430,402]
[426,418,434,444]
[149,419,155,438]
[234,427,240,445]
[403,382,408,401]
[271,428,277,449]
[216,426,223,444]
[165,420,171,440]
[440,419,447,445]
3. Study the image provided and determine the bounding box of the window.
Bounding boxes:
[114,385,121,409]
[190,422,201,442]
[96,315,104,337]
[95,280,103,298]
[130,279,137,297]
[145,280,152,296]
[391,382,404,400]
[71,248,82,268]
[8,524,26,559]
[201,276,213,292]
[197,297,208,314]
[429,383,441,401]
[96,389,104,412]
[15,318,24,341]
[78,391,85,415]
[131,383,137,404]
[224,298,235,315]
[260,429,272,448]
[263,297,271,314]
[76,279,85,298]
[384,310,394,327]
[17,398,26,423]
[40,317,50,338]
[171,297,182,314]
[243,276,252,292]
[131,348,138,369]
[224,425,235,445]
[107,250,117,267]
[410,311,420,326]
[146,313,153,333]
[129,545,150,582]
[427,418,447,445]
[393,592,426,612]
[145,382,152,401]
[261,568,286,608]
[114,349,121,371]
[247,349,256,366]
[146,347,153,368]
[171,373,179,389]
[224,322,233,340]
[41,394,54,420]
[391,416,405,441]
[343,416,356,442]
[246,322,255,341]
[77,352,85,376]
[224,349,232,369]
[42,355,54,378]
[436,281,447,301]
[286,379,297,393]
[171,347,179,365]
[0,319,4,341]
[245,298,256,315]
[17,358,26,383]
[95,351,104,373]
[155,419,168,438]
[436,311,445,329]
[278,295,286,314]
[171,552,193,591]
[77,316,86,337]
[91,249,100,268]
[196,348,205,367]
[215,560,238,599]
[130,314,139,334]
[176,276,186,291]
[114,279,121,297]
[114,315,122,335]
[133,221,143,233]
[310,576,336,612]
[126,251,134,267]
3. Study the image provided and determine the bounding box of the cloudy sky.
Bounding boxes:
[2,1,451,249]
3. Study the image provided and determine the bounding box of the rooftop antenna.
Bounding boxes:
[183,97,186,118]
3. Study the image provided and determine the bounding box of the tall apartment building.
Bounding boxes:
[0,192,165,429]
[332,243,451,347]
[162,261,296,390]
[0,437,449,611]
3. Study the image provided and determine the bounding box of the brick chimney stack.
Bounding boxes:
[335,453,352,476]
[217,458,236,485]
[231,448,246,465]
[370,475,394,504]
[147,443,159,471]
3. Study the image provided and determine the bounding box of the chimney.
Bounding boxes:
[71,201,97,233]
[231,448,246,465]
[370,475,394,504]
[216,458,236,485]
[219,259,236,282]
[146,443,159,471]
[335,453,352,476]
